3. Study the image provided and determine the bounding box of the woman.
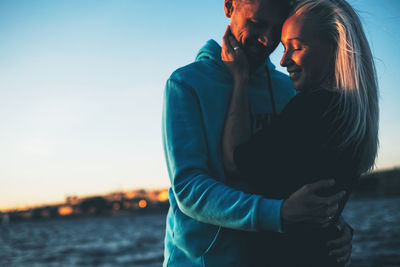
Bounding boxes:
[221,0,379,266]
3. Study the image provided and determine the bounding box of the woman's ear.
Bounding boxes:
[224,0,234,18]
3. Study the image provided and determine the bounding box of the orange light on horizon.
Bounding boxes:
[113,203,120,211]
[58,206,73,216]
[158,191,169,202]
[21,211,32,219]
[123,202,131,209]
[138,200,147,208]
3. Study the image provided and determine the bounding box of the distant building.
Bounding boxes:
[358,167,400,195]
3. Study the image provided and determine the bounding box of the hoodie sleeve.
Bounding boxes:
[162,77,283,232]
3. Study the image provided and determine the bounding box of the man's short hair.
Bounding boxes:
[234,0,297,11]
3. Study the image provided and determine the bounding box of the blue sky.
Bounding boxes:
[0,0,399,210]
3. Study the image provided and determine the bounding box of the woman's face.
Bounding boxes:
[280,13,335,91]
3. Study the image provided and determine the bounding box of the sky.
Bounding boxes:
[0,0,399,210]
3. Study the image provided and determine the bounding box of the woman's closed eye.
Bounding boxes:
[289,43,303,51]
[282,46,303,53]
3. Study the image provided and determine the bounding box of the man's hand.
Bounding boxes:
[281,179,346,227]
[327,217,353,266]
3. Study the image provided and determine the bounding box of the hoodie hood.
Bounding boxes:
[195,39,276,75]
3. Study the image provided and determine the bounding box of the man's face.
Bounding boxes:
[225,0,289,70]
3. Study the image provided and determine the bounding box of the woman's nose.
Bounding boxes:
[280,51,292,67]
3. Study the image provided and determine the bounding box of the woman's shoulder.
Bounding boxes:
[282,89,341,118]
[291,89,340,106]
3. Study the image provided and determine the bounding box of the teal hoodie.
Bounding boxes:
[162,39,295,266]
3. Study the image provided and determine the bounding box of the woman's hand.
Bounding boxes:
[327,218,353,266]
[222,26,249,84]
[221,26,252,175]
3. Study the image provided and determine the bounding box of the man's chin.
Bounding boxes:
[248,58,267,72]
[245,51,269,71]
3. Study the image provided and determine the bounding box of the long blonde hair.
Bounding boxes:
[293,0,379,173]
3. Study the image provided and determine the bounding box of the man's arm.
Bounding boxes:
[162,77,282,232]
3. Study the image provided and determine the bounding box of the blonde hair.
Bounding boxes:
[293,0,379,173]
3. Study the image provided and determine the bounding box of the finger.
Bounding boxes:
[223,26,234,55]
[228,35,240,51]
[340,220,354,237]
[327,235,349,249]
[320,213,338,228]
[223,25,230,40]
[311,216,331,225]
[226,26,243,55]
[305,179,335,194]
[325,203,339,217]
[336,251,351,265]
[310,219,333,229]
[329,243,351,257]
[336,216,346,231]
[315,190,346,207]
[222,26,230,55]
[315,203,339,217]
[311,204,339,221]
[301,215,335,227]
[320,221,333,229]
[302,217,328,226]
[327,227,351,248]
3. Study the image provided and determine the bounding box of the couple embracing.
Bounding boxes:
[162,0,378,266]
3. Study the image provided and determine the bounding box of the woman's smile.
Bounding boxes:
[288,69,301,80]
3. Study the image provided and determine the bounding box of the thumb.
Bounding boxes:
[306,179,335,193]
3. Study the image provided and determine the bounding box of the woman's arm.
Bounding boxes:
[222,79,251,174]
[221,26,251,175]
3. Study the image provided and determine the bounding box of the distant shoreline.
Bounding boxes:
[1,189,169,223]
[2,167,400,223]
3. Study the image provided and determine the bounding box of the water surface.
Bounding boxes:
[1,196,399,266]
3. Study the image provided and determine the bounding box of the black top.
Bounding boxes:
[234,89,360,199]
[233,89,361,266]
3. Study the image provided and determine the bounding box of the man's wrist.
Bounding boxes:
[258,198,284,233]
[280,199,290,233]
[280,200,285,232]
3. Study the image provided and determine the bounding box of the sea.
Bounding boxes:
[1,195,399,267]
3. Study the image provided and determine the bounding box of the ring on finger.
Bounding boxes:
[328,215,335,221]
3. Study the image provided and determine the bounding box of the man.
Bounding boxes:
[162,0,353,266]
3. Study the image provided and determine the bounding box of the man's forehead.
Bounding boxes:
[239,0,289,22]
[237,0,290,7]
